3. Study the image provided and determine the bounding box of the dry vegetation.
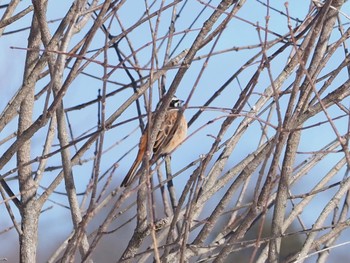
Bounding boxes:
[1,0,350,262]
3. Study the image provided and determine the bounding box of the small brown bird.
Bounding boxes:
[121,96,187,187]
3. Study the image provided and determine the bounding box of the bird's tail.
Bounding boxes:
[121,154,142,187]
[122,130,148,187]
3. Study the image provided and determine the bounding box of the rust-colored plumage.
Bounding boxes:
[121,97,187,187]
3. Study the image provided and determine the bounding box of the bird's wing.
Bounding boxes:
[153,110,178,154]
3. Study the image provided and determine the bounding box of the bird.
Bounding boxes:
[121,96,187,187]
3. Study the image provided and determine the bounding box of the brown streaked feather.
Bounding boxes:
[153,109,186,155]
[121,99,187,187]
[153,109,177,154]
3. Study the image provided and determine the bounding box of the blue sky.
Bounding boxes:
[1,1,350,261]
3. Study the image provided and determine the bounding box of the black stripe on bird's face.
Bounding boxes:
[170,96,184,108]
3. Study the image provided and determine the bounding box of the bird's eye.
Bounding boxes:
[174,100,182,107]
[170,97,183,107]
